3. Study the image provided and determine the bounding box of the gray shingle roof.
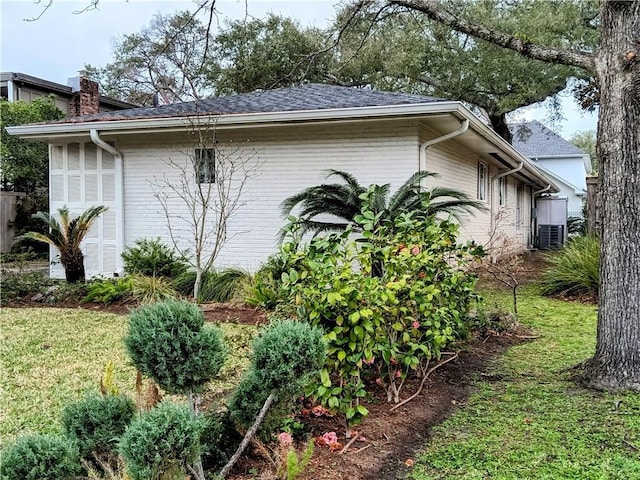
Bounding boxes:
[58,83,446,124]
[509,120,585,157]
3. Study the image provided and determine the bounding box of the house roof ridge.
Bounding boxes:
[508,119,586,157]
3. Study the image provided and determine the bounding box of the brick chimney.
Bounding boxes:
[68,76,99,116]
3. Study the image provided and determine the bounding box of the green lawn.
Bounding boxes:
[411,288,640,480]
[0,308,257,448]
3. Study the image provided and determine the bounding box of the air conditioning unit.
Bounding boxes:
[538,224,564,250]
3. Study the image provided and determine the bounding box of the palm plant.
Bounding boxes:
[281,170,485,237]
[20,205,108,283]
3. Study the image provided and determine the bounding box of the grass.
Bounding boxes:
[0,307,257,448]
[410,287,640,480]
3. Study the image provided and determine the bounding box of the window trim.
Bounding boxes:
[477,161,488,201]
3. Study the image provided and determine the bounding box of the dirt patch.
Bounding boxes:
[229,330,529,480]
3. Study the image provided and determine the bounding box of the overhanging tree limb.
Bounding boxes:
[386,0,595,71]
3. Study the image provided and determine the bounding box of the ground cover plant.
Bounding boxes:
[0,308,256,447]
[410,287,640,480]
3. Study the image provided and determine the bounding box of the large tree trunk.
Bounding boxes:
[488,112,513,144]
[585,1,640,390]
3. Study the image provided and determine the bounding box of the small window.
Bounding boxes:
[477,162,488,201]
[498,176,507,206]
[195,148,215,184]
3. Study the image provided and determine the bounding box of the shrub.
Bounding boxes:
[61,392,136,458]
[121,238,188,278]
[129,273,178,304]
[119,401,202,480]
[0,433,83,480]
[279,191,482,422]
[246,254,288,309]
[173,268,250,303]
[83,277,134,305]
[199,410,243,471]
[539,235,599,298]
[228,320,326,434]
[124,299,227,394]
[0,270,49,305]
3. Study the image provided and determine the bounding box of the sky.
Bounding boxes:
[0,0,597,138]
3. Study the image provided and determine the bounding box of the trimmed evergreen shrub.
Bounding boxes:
[228,320,326,433]
[61,392,136,458]
[539,235,599,298]
[0,433,83,480]
[122,238,188,278]
[124,299,226,394]
[119,401,202,480]
[199,410,243,471]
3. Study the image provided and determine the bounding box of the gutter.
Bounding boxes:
[419,119,469,171]
[494,160,523,180]
[90,129,125,274]
[533,184,552,195]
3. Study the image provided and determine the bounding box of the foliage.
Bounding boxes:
[213,14,329,94]
[119,401,203,480]
[0,96,65,192]
[0,269,49,305]
[570,129,597,172]
[174,268,250,303]
[84,277,134,305]
[335,0,599,140]
[124,299,227,394]
[228,320,326,435]
[539,235,599,298]
[199,410,242,471]
[85,11,215,105]
[0,433,83,480]
[279,439,314,480]
[280,192,482,422]
[567,215,587,236]
[281,170,483,238]
[19,205,108,283]
[121,238,188,278]
[61,392,136,458]
[129,274,178,304]
[411,287,640,479]
[245,254,289,309]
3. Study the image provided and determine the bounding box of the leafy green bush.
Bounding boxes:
[173,268,250,303]
[0,433,83,480]
[246,254,288,309]
[279,190,482,423]
[228,320,326,436]
[124,299,227,394]
[121,238,188,278]
[61,392,136,458]
[83,277,134,305]
[119,401,202,480]
[0,270,50,305]
[539,235,599,298]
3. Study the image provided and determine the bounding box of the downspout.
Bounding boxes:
[90,129,124,275]
[419,119,469,172]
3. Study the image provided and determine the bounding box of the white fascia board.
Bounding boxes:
[456,105,560,192]
[6,102,462,139]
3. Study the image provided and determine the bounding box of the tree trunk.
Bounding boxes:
[61,248,86,283]
[488,112,513,144]
[585,1,640,390]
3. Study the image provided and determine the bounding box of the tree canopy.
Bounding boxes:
[1,96,64,192]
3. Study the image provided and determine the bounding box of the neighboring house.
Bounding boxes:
[510,120,592,218]
[1,72,138,116]
[8,83,558,278]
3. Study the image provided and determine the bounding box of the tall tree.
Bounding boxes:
[85,11,217,106]
[570,130,598,172]
[351,0,638,391]
[1,96,64,192]
[213,14,330,94]
[334,0,599,141]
